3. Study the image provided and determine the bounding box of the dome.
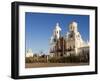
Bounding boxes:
[69,21,78,32]
[71,22,78,27]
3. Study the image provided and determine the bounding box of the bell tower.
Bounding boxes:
[53,22,61,40]
[49,23,62,57]
[65,21,79,55]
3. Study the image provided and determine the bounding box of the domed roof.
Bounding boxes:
[71,21,78,27]
[69,21,78,32]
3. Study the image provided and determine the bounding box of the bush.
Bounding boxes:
[25,53,89,63]
[48,54,89,63]
[25,57,48,63]
[25,57,38,63]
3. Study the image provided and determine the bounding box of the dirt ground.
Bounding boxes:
[25,63,89,68]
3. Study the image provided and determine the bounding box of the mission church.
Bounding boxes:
[26,21,89,58]
[49,21,89,57]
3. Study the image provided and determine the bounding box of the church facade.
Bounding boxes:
[49,21,89,57]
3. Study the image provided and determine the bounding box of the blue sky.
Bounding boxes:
[25,12,89,54]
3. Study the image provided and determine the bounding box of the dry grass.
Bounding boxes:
[25,63,89,68]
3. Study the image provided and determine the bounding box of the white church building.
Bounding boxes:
[49,21,89,57]
[26,48,33,57]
